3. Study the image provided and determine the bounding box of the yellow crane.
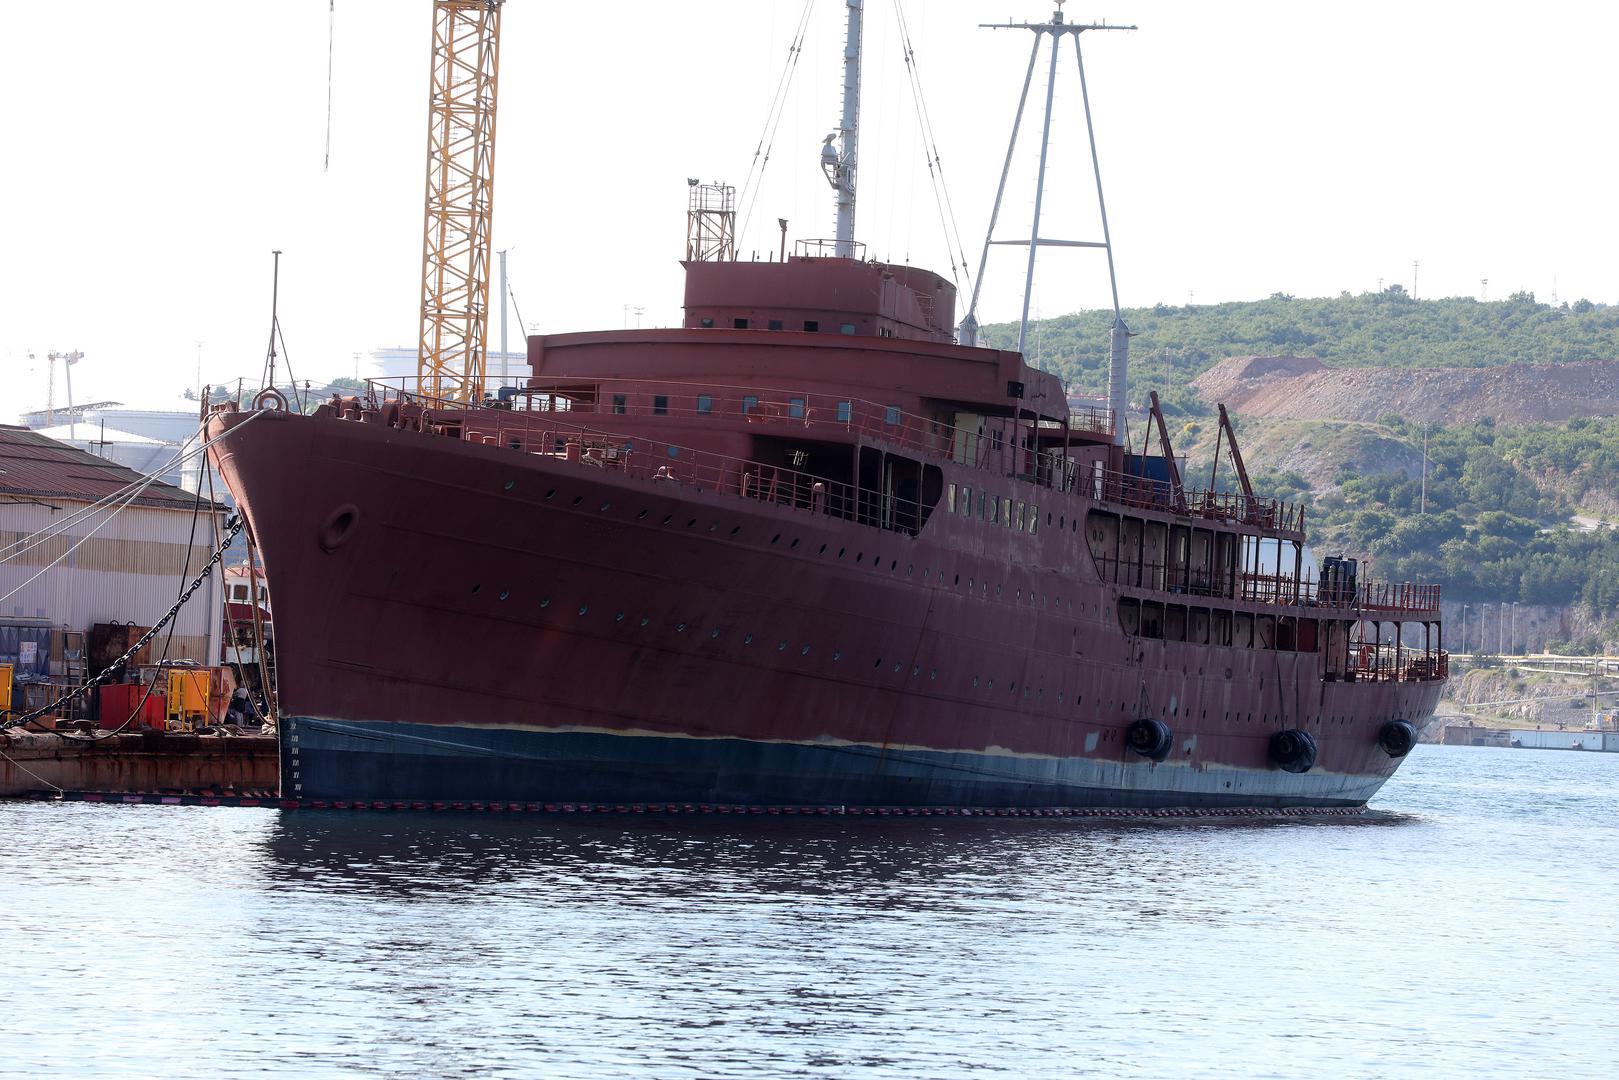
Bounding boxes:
[417,0,504,404]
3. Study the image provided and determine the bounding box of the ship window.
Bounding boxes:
[884,405,901,425]
[840,323,856,335]
[960,486,972,517]
[992,430,1003,452]
[947,484,957,513]
[612,394,627,414]
[700,317,714,328]
[804,320,819,332]
[1029,504,1039,535]
[733,318,749,329]
[988,494,999,524]
[768,319,783,331]
[232,585,247,601]
[743,395,759,414]
[837,401,852,422]
[653,395,668,415]
[1015,500,1026,530]
[789,398,805,418]
[696,394,713,414]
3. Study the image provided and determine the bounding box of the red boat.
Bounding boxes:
[206,7,1443,812]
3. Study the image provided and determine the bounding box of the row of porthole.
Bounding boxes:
[469,584,1391,728]
[515,481,1090,614]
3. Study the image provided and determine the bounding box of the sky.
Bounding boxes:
[3,0,1616,415]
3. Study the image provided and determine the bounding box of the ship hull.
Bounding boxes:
[213,409,1442,811]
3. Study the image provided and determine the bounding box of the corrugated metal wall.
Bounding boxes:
[0,499,225,663]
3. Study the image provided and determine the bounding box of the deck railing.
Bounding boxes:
[1089,554,1441,616]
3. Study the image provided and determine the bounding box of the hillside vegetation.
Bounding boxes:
[983,289,1619,417]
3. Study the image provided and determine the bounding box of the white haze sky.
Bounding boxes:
[2,0,1615,415]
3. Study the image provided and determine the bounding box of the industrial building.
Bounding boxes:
[0,425,226,690]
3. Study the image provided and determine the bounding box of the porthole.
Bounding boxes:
[615,612,625,622]
[504,480,515,491]
[838,548,846,559]
[911,665,920,676]
[930,670,937,680]
[987,679,995,689]
[640,616,651,627]
[892,663,901,673]
[710,629,721,639]
[498,590,510,601]
[730,526,741,536]
[874,658,883,669]
[772,534,781,544]
[572,495,584,506]
[833,651,841,661]
[890,560,897,571]
[578,605,588,615]
[540,598,551,608]
[676,623,687,632]
[967,578,974,588]
[801,645,811,656]
[600,501,612,512]
[544,489,556,500]
[907,564,913,576]
[686,518,697,528]
[744,634,754,645]
[819,543,828,555]
[708,524,718,532]
[662,515,673,525]
[471,584,481,594]
[777,641,787,651]
[637,509,648,520]
[856,553,863,564]
[972,676,979,688]
[954,574,960,586]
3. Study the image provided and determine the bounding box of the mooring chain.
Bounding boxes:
[1,515,246,734]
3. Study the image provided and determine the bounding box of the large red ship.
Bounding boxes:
[206,6,1444,812]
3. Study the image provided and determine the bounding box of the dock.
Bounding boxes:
[0,730,278,798]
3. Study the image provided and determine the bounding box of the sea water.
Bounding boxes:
[1,745,1614,1079]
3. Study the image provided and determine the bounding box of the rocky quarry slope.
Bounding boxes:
[1192,355,1619,424]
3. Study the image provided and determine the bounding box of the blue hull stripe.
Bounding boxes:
[280,716,1369,810]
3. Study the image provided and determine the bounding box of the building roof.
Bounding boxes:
[33,422,165,445]
[0,425,220,511]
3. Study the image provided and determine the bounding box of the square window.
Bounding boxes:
[840,323,856,335]
[653,395,668,415]
[836,401,851,423]
[733,318,749,329]
[961,487,973,517]
[1029,504,1039,535]
[947,484,957,513]
[768,319,784,331]
[884,405,901,425]
[803,320,819,332]
[696,394,713,414]
[612,393,627,414]
[789,397,805,419]
[743,395,759,415]
[699,317,714,328]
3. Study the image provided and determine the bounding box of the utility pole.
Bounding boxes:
[1412,259,1420,299]
[1420,423,1428,516]
[1499,601,1505,656]
[1481,278,1488,301]
[1461,604,1468,657]
[498,249,509,387]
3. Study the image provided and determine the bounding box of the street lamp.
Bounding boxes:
[1461,604,1469,657]
[1511,601,1520,656]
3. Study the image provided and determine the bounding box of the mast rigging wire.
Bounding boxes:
[891,0,974,291]
[737,0,817,248]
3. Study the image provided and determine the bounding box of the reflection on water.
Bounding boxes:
[3,747,1617,1079]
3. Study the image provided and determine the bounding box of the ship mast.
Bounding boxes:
[964,3,1134,445]
[820,0,863,258]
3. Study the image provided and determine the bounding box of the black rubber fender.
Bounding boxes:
[1125,717,1173,762]
[1268,728,1319,773]
[1378,719,1419,758]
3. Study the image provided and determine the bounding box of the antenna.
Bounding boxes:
[964,4,1135,444]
